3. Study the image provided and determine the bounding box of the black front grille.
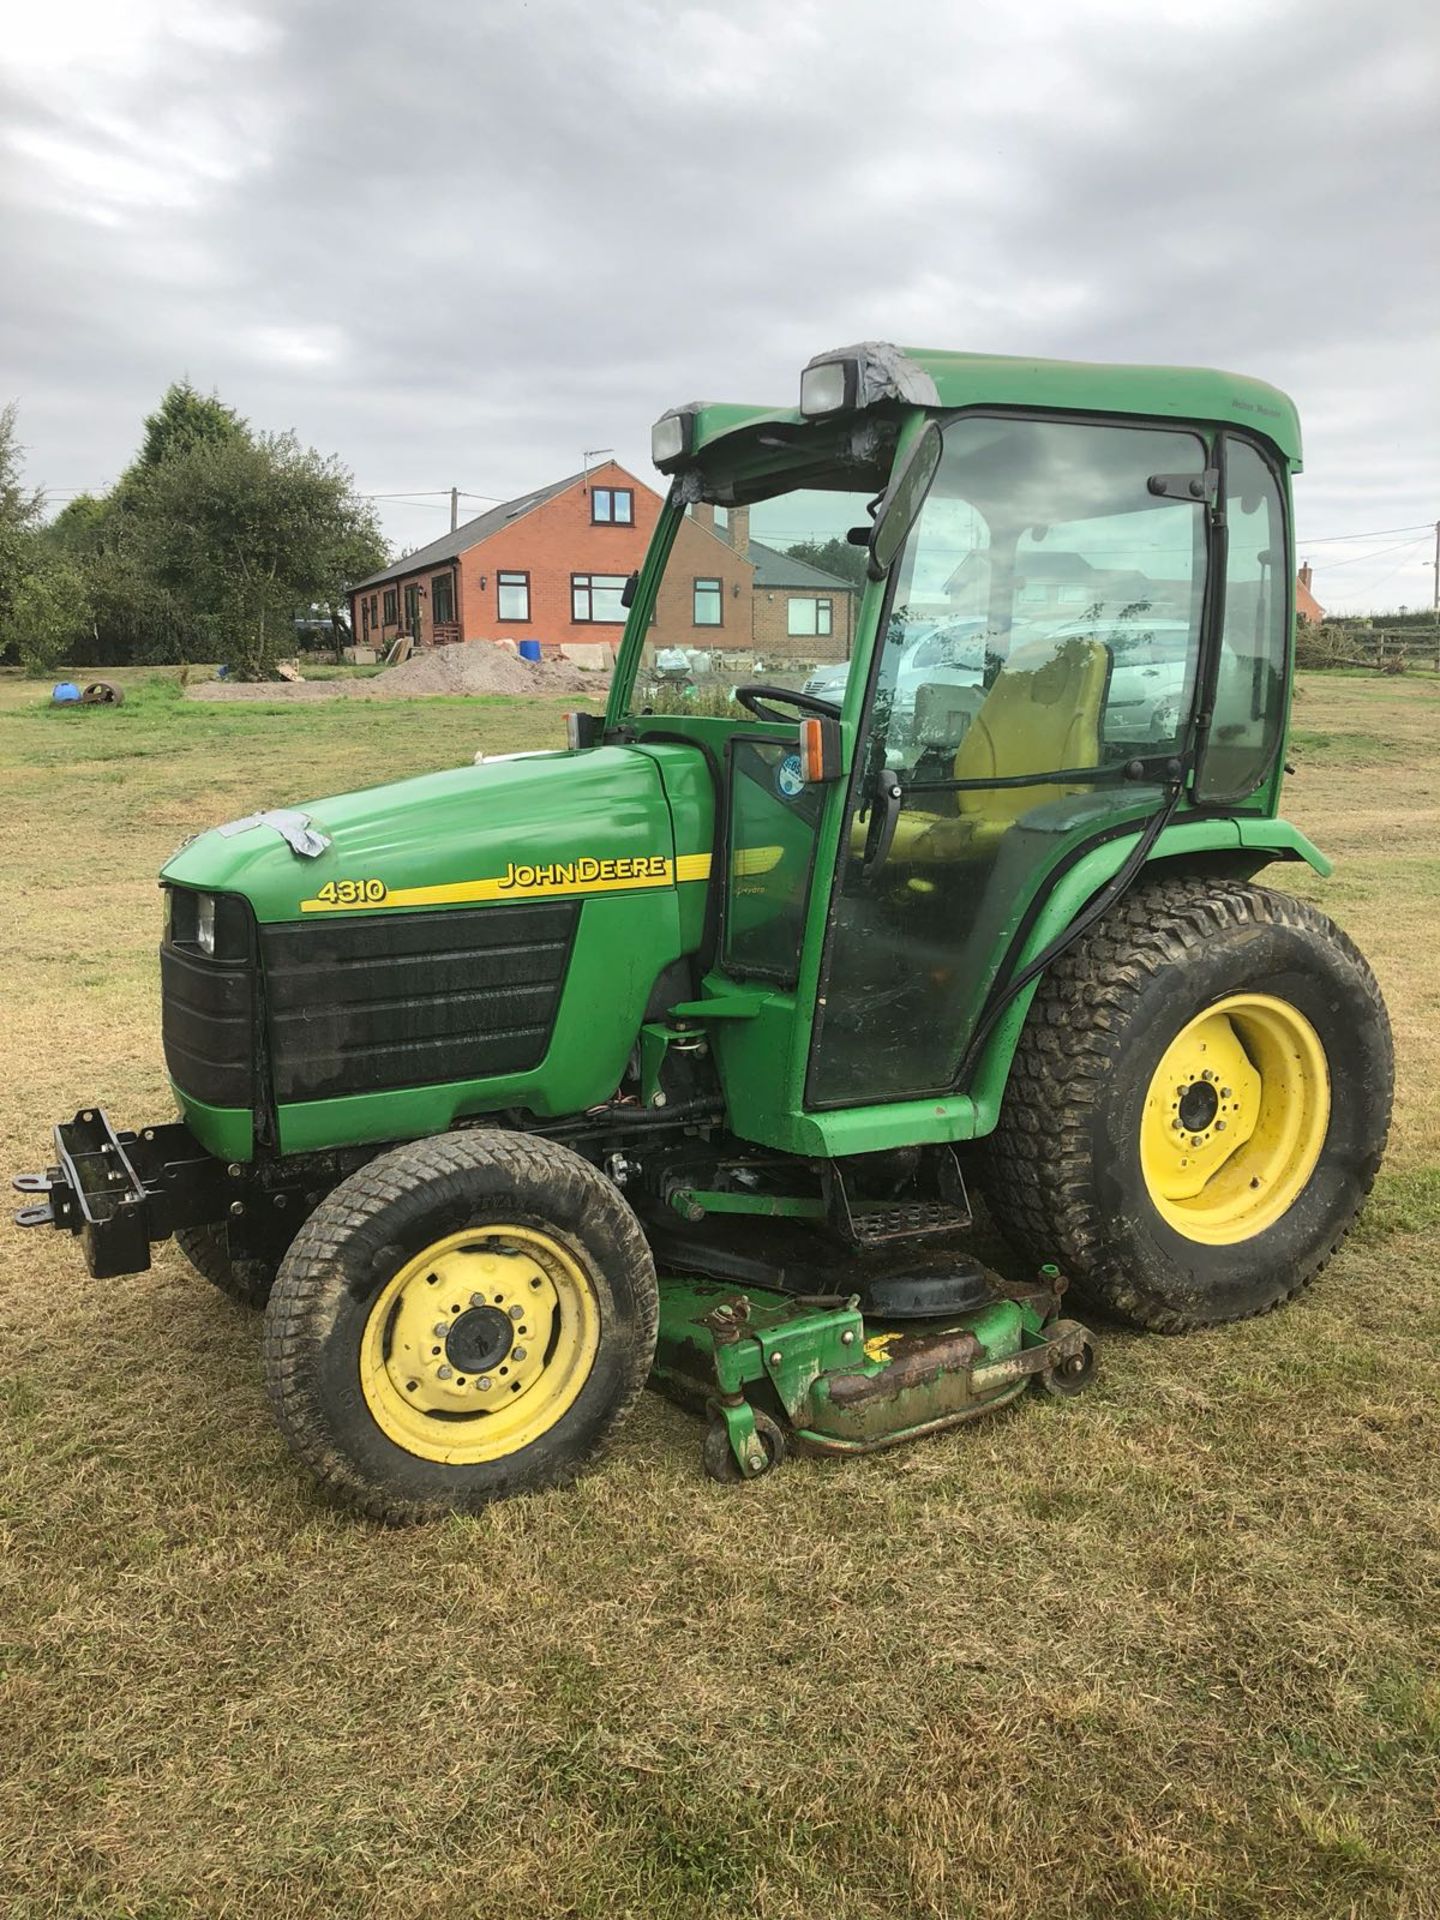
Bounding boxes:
[160,942,257,1108]
[260,902,579,1104]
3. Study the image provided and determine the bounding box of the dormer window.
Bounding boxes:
[592,486,634,526]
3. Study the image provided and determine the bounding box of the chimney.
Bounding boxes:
[727,505,751,556]
[690,502,715,531]
[1299,561,1312,589]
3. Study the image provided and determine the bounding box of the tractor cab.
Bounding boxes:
[613,344,1302,1159]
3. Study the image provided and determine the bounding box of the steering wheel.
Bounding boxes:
[734,683,842,723]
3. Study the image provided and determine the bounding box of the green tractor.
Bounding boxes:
[14,344,1392,1521]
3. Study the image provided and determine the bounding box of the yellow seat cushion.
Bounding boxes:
[866,637,1110,865]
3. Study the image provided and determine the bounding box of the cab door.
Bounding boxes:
[808,412,1214,1108]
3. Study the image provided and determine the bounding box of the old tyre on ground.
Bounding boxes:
[980,873,1392,1333]
[262,1129,658,1523]
[175,1223,278,1310]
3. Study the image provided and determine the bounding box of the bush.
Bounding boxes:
[6,551,91,675]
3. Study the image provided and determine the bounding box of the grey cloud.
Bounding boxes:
[2,0,1435,608]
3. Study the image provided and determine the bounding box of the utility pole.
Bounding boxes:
[450,486,459,533]
[1433,519,1439,616]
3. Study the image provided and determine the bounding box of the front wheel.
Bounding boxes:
[262,1130,658,1523]
[980,874,1392,1332]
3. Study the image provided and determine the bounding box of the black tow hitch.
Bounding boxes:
[12,1109,229,1280]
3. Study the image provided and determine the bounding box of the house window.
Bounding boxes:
[787,596,833,637]
[382,588,397,626]
[431,573,455,625]
[591,487,634,526]
[572,573,629,623]
[404,584,421,634]
[497,571,531,621]
[693,578,723,627]
[360,599,370,639]
[370,594,379,627]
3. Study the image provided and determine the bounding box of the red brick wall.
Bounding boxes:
[462,460,658,650]
[652,514,754,651]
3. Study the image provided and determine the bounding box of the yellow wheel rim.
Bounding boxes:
[360,1225,601,1464]
[1140,993,1331,1246]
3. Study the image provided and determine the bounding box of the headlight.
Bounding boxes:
[799,356,858,416]
[651,409,694,470]
[195,893,216,956]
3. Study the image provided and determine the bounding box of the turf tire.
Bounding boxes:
[175,1223,278,1310]
[262,1129,658,1524]
[979,873,1392,1331]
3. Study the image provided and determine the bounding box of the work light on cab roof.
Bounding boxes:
[15,337,1387,1524]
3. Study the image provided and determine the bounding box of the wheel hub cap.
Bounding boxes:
[444,1304,514,1376]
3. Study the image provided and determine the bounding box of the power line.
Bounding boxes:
[1308,536,1431,572]
[1299,522,1433,544]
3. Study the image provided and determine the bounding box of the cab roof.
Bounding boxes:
[665,343,1302,472]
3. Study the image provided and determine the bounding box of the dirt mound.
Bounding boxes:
[187,642,607,702]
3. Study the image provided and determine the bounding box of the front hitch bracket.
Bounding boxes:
[12,1109,229,1279]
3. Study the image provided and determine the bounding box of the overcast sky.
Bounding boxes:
[2,0,1436,613]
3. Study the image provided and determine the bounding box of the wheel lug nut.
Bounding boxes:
[478,1377,492,1391]
[433,1323,449,1338]
[1172,1119,1184,1132]
[470,1292,486,1308]
[436,1365,454,1380]
[1220,1087,1233,1098]
[509,1305,524,1320]
[512,1347,527,1363]
[1215,1120,1227,1132]
[1202,1070,1215,1082]
[1190,1135,1204,1147]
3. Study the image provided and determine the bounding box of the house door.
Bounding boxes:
[404,584,422,638]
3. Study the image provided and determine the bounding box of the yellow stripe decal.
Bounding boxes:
[300,850,719,913]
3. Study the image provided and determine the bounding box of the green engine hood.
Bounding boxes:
[162,745,705,923]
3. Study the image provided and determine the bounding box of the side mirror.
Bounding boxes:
[868,421,943,582]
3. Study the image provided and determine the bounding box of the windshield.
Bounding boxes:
[871,415,1210,769]
[625,484,877,707]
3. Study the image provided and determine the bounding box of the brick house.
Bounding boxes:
[1296,561,1325,624]
[347,461,855,661]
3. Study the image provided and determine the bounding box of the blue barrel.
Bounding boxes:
[52,682,81,704]
[518,639,542,663]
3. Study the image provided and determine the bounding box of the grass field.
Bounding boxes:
[2,667,1437,1919]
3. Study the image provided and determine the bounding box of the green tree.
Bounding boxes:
[0,401,45,628]
[782,536,868,587]
[133,381,249,473]
[8,548,92,675]
[132,431,385,677]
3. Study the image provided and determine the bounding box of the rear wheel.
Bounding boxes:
[263,1129,658,1523]
[174,1223,277,1310]
[980,874,1392,1331]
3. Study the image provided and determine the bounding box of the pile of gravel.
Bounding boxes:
[187,642,606,702]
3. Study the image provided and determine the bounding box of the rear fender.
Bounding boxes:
[967,816,1330,1133]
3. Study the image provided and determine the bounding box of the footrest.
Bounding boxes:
[844,1198,972,1245]
[826,1147,974,1247]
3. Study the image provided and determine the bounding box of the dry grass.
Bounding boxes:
[1,667,1437,1919]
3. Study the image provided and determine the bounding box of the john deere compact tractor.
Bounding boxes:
[15,345,1392,1520]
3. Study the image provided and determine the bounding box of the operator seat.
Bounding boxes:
[885,636,1111,863]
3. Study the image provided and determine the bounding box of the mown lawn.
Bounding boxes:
[1,667,1437,1919]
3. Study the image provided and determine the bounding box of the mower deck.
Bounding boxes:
[650,1267,1095,1481]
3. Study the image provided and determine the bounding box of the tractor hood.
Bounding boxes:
[162,745,698,925]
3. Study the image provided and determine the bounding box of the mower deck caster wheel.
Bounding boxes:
[703,1409,787,1484]
[1036,1337,1097,1398]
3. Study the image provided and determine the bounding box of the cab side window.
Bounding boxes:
[1198,440,1288,804]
